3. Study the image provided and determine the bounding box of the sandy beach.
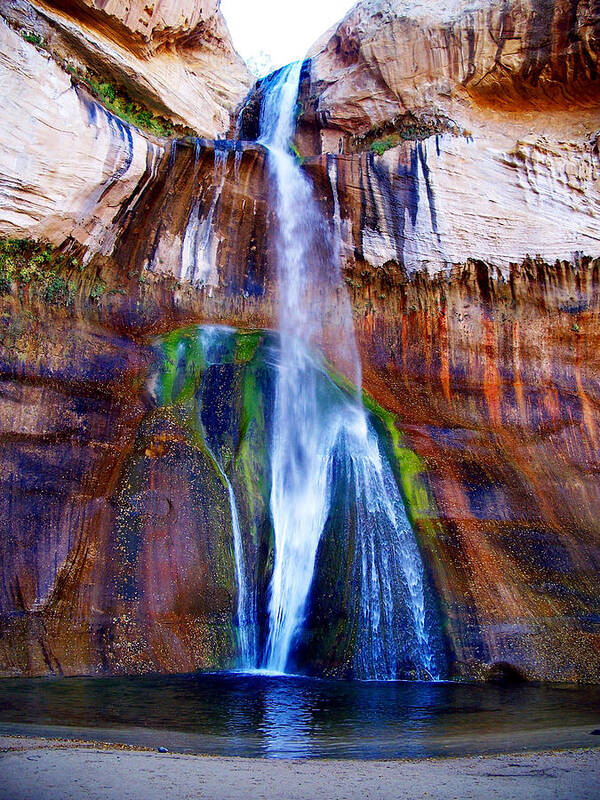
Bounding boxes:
[1,735,598,800]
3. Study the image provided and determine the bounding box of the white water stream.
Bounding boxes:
[181,150,228,286]
[259,63,439,678]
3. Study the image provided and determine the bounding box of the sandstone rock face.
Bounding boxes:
[0,12,271,294]
[2,0,251,137]
[0,0,599,682]
[49,0,221,51]
[0,19,157,248]
[297,0,600,276]
[314,130,600,275]
[307,0,600,136]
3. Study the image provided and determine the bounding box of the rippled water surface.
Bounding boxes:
[1,673,599,759]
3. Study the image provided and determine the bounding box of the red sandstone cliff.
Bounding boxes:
[0,0,598,681]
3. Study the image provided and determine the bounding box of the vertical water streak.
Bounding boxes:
[181,149,229,285]
[217,462,257,668]
[327,156,343,250]
[197,327,258,669]
[348,421,439,680]
[234,149,243,183]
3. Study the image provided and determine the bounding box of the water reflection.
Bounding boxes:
[0,673,598,759]
[260,680,313,757]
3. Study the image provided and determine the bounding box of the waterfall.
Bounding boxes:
[259,62,359,672]
[339,420,439,680]
[259,64,441,678]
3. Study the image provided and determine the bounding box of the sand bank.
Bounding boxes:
[1,735,599,800]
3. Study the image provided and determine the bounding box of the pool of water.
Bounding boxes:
[0,672,599,759]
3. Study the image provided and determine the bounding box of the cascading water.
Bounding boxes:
[259,63,442,678]
[163,63,442,677]
[259,62,358,672]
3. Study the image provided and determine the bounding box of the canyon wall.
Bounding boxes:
[299,0,600,680]
[0,0,599,681]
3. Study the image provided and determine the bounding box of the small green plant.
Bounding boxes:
[98,82,116,103]
[371,137,396,156]
[90,281,105,303]
[0,238,78,306]
[0,269,12,294]
[344,277,362,289]
[136,110,153,128]
[22,31,43,46]
[43,274,76,306]
[0,239,27,295]
[290,142,304,164]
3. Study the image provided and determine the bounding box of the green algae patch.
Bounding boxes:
[235,350,270,545]
[147,325,277,664]
[152,326,208,406]
[234,329,263,364]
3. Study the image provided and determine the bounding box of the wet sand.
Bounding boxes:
[1,734,599,800]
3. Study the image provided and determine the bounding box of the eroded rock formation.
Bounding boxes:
[1,0,251,137]
[0,0,599,681]
[307,0,600,136]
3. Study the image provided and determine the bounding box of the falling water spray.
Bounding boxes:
[259,63,441,678]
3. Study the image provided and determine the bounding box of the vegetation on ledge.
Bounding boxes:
[16,25,192,139]
[0,238,78,306]
[65,66,190,139]
[21,30,43,47]
[349,111,465,155]
[0,238,110,308]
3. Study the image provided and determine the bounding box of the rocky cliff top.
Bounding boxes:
[46,0,222,52]
[308,0,600,136]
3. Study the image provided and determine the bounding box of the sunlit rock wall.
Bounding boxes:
[314,133,600,276]
[2,0,252,137]
[307,0,600,135]
[0,19,156,248]
[0,0,599,681]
